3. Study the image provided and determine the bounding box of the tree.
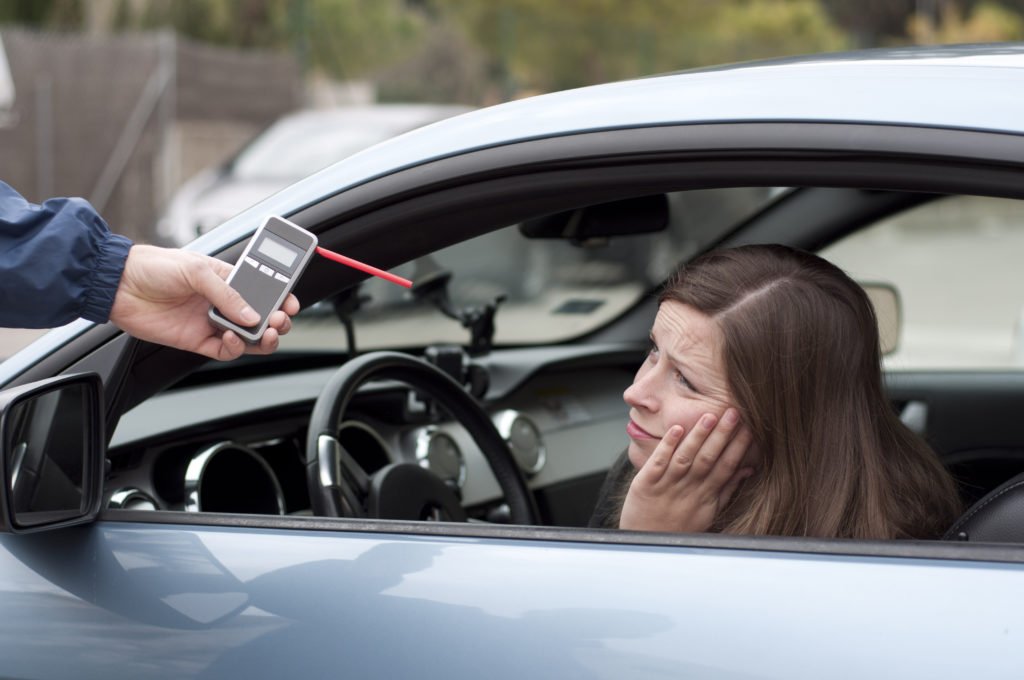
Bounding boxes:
[907,0,1024,42]
[109,0,425,81]
[820,0,917,46]
[433,0,848,96]
[0,0,83,28]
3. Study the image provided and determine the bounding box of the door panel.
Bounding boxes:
[1,520,1022,679]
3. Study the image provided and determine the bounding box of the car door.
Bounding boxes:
[3,517,1024,679]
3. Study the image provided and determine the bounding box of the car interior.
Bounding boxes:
[14,119,1022,552]
[82,182,1024,546]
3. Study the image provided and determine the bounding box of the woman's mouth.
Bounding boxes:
[626,419,657,440]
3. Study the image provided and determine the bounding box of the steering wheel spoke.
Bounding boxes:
[316,434,369,518]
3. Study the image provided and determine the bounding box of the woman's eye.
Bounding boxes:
[647,343,659,361]
[675,371,694,390]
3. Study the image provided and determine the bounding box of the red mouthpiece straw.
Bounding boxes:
[316,246,412,289]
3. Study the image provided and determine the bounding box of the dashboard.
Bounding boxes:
[106,344,642,526]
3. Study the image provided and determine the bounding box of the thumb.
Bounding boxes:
[193,259,260,326]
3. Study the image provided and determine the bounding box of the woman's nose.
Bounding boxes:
[623,365,657,411]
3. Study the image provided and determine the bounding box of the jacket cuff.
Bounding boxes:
[80,234,133,324]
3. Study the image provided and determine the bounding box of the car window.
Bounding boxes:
[287,187,786,352]
[821,195,1024,370]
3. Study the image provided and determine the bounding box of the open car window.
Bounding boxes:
[823,195,1024,370]
[287,187,786,352]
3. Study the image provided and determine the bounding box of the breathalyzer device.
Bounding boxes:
[209,215,317,343]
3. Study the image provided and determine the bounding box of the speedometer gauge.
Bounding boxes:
[493,410,546,475]
[414,428,467,488]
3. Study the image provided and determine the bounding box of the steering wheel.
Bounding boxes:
[305,351,539,524]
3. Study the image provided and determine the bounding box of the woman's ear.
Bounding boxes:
[739,432,765,471]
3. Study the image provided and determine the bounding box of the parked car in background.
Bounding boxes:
[0,34,15,127]
[157,104,470,246]
[3,45,1024,678]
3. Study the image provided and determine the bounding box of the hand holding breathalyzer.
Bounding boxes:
[207,214,411,347]
[209,216,318,343]
[110,244,300,361]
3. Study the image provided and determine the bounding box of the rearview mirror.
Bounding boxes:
[520,194,669,242]
[0,373,104,533]
[862,282,901,356]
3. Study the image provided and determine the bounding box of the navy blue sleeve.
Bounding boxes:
[0,181,133,328]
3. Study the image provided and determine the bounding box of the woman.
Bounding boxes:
[592,244,962,539]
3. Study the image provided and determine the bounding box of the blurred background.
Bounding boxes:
[1,0,1022,355]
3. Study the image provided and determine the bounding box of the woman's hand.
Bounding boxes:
[619,408,754,533]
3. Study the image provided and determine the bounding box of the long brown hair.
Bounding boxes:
[660,244,960,539]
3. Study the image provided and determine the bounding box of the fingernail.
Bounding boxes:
[700,414,716,429]
[240,306,259,324]
[723,408,739,425]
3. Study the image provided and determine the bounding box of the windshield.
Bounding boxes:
[287,187,785,352]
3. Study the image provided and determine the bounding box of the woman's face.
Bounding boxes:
[623,301,735,470]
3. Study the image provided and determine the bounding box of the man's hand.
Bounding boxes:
[110,245,300,360]
[619,408,754,533]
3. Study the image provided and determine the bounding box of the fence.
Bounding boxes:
[0,29,301,243]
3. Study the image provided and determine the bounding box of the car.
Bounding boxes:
[3,44,1024,678]
[0,34,15,127]
[156,104,471,246]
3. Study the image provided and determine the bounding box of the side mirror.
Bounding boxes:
[862,282,901,356]
[0,373,104,533]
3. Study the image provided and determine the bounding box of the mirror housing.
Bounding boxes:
[862,282,901,356]
[0,373,104,533]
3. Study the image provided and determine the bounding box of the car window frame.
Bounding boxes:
[102,507,1024,565]
[15,121,1024,565]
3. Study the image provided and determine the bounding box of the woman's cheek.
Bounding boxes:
[627,441,652,470]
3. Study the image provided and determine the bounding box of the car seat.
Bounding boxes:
[944,471,1024,542]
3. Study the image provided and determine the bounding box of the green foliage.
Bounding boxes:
[700,0,848,63]
[434,0,848,94]
[908,0,1024,42]
[302,0,426,79]
[118,0,425,80]
[2,0,1022,102]
[0,0,83,28]
[433,0,718,94]
[129,0,290,48]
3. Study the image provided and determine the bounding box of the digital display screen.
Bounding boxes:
[257,234,299,268]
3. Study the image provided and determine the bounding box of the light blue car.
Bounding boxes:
[2,44,1024,678]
